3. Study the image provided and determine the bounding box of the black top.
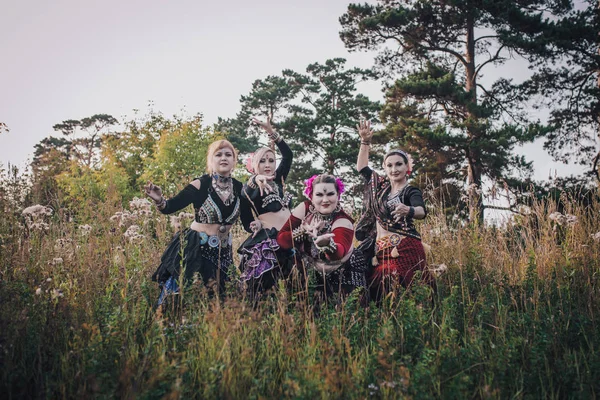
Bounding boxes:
[243,139,293,215]
[359,166,425,239]
[159,174,253,232]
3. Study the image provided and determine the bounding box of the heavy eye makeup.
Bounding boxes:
[386,161,404,168]
[315,191,336,197]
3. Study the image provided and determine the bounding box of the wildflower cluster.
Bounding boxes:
[21,204,53,231]
[78,224,92,236]
[124,225,144,243]
[169,211,194,231]
[548,211,578,226]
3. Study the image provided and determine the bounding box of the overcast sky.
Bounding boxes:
[0,0,588,182]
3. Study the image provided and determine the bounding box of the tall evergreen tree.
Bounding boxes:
[516,0,599,176]
[223,58,380,198]
[339,0,570,222]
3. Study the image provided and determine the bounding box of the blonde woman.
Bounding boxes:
[145,139,253,305]
[238,117,294,296]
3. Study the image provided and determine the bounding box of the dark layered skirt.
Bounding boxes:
[238,227,297,296]
[152,229,234,304]
[309,249,369,297]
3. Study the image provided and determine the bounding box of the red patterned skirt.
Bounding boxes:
[368,234,431,298]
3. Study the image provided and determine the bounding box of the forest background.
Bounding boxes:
[1,0,600,398]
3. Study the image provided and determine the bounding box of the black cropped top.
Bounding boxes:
[359,166,426,240]
[159,174,253,232]
[243,139,293,215]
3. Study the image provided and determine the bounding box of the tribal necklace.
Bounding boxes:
[212,174,234,206]
[386,184,409,210]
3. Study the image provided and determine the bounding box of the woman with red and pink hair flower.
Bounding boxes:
[277,174,369,299]
[238,117,296,298]
[355,120,432,302]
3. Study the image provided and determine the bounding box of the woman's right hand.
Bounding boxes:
[252,116,275,135]
[144,181,163,203]
[357,119,373,143]
[255,174,274,196]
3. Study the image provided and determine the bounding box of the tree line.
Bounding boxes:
[19,0,600,223]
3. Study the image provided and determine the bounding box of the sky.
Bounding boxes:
[0,0,590,184]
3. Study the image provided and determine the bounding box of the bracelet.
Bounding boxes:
[267,131,282,143]
[248,175,258,189]
[360,141,371,146]
[407,206,415,219]
[156,197,167,210]
[315,237,337,254]
[292,226,307,242]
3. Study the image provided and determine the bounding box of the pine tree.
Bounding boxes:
[339,0,572,222]
[223,58,380,198]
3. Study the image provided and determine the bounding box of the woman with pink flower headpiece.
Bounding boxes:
[355,120,432,302]
[277,174,369,300]
[238,117,296,298]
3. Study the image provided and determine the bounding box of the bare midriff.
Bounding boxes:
[190,221,232,237]
[258,209,291,231]
[376,222,405,243]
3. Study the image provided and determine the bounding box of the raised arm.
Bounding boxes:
[275,139,293,182]
[356,120,373,172]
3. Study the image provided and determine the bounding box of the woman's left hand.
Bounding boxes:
[250,220,262,238]
[313,233,335,247]
[392,203,411,222]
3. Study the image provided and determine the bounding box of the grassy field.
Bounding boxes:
[1,188,599,399]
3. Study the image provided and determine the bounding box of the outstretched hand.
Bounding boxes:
[357,119,373,143]
[144,181,163,203]
[255,174,275,196]
[392,203,411,222]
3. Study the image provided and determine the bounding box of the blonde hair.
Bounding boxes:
[251,147,276,174]
[206,140,237,174]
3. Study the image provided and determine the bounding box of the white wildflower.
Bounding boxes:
[30,222,50,231]
[430,263,448,277]
[170,216,181,231]
[565,214,577,226]
[591,232,600,242]
[549,212,577,226]
[78,224,92,236]
[51,258,63,266]
[35,287,42,296]
[124,225,144,243]
[46,277,52,282]
[51,288,64,300]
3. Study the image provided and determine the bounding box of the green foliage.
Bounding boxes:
[222,58,380,197]
[339,0,579,222]
[2,184,600,398]
[140,114,222,194]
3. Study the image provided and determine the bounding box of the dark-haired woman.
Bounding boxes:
[355,120,431,302]
[277,174,368,299]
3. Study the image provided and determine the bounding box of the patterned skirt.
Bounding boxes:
[238,227,296,295]
[368,234,430,298]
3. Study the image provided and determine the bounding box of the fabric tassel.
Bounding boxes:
[391,247,400,258]
[371,256,379,266]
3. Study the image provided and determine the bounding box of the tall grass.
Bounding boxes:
[1,182,599,399]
